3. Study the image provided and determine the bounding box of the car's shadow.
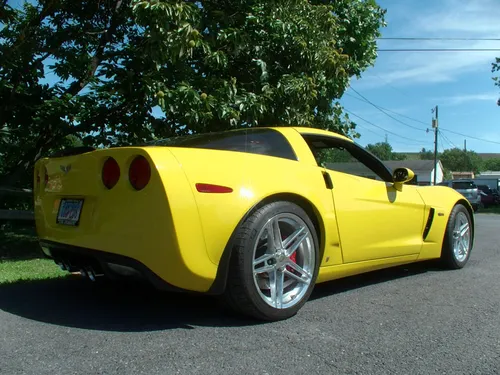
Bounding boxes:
[0,261,440,331]
[310,260,438,301]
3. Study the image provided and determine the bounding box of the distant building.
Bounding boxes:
[474,171,500,190]
[477,171,500,179]
[451,171,475,180]
[384,160,444,185]
[325,159,444,185]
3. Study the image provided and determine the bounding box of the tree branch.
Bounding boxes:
[63,0,125,97]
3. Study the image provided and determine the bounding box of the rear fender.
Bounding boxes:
[207,192,326,295]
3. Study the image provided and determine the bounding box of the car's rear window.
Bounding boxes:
[452,181,477,189]
[151,128,297,161]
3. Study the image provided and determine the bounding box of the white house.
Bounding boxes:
[325,159,444,185]
[383,160,444,185]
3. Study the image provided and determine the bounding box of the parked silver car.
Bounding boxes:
[438,179,480,211]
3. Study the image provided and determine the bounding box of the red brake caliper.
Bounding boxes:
[285,230,297,272]
[286,252,297,273]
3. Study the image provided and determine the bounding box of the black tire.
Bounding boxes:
[224,201,320,321]
[440,203,473,269]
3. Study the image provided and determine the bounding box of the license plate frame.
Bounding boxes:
[56,198,84,226]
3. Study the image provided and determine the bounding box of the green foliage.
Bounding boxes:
[419,147,435,160]
[483,158,500,171]
[440,148,483,174]
[493,57,500,106]
[0,0,386,188]
[365,141,406,161]
[315,148,353,166]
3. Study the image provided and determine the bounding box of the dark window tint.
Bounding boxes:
[152,128,297,161]
[477,185,492,194]
[452,181,477,189]
[302,134,393,182]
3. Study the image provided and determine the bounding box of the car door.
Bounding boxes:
[304,135,426,263]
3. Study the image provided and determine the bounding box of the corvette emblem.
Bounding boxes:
[60,164,72,174]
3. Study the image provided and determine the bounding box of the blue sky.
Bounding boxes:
[341,0,500,153]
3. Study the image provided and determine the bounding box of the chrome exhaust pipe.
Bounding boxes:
[86,267,96,282]
[80,268,88,279]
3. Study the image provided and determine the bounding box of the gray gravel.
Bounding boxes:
[1,214,499,375]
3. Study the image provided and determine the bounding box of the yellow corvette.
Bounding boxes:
[34,127,474,321]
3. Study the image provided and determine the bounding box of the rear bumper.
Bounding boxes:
[39,240,190,293]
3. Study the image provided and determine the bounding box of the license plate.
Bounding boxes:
[57,199,84,226]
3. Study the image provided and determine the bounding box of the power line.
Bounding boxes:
[439,129,458,149]
[355,123,424,147]
[439,128,500,145]
[345,90,500,146]
[344,108,429,144]
[344,92,429,126]
[348,87,428,131]
[438,134,446,153]
[378,37,500,41]
[378,48,500,52]
[372,73,414,99]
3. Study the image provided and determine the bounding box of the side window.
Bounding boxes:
[315,148,382,180]
[303,134,393,182]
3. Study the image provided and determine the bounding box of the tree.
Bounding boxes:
[483,158,500,171]
[493,57,500,106]
[0,0,386,190]
[440,148,483,174]
[365,141,406,161]
[419,147,435,160]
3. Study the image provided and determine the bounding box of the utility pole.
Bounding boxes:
[432,105,439,185]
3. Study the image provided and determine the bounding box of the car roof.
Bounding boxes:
[286,127,354,143]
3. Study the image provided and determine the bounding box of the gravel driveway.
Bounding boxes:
[1,214,499,375]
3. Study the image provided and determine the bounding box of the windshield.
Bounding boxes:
[452,181,477,190]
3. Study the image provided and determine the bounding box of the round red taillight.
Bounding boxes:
[129,155,151,191]
[102,157,121,189]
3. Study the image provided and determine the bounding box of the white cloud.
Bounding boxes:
[432,92,499,106]
[355,0,500,88]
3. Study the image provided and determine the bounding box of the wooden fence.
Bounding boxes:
[0,186,34,221]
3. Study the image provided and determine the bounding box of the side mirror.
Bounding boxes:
[393,167,415,191]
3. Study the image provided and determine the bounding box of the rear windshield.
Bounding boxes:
[151,128,297,161]
[452,181,477,189]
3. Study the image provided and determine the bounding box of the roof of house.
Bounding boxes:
[383,160,441,174]
[404,152,500,160]
[324,159,442,177]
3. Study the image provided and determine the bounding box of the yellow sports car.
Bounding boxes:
[34,127,474,321]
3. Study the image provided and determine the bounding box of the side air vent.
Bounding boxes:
[322,171,333,189]
[423,208,435,240]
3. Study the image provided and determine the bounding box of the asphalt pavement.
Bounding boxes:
[1,214,499,375]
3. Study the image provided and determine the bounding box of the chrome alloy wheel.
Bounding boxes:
[252,213,316,309]
[452,211,471,262]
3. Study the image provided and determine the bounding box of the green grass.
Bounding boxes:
[0,221,69,284]
[0,258,68,284]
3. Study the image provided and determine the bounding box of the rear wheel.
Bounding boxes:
[440,203,473,269]
[224,201,319,321]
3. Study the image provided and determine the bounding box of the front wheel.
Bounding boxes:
[440,203,473,269]
[224,201,320,321]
